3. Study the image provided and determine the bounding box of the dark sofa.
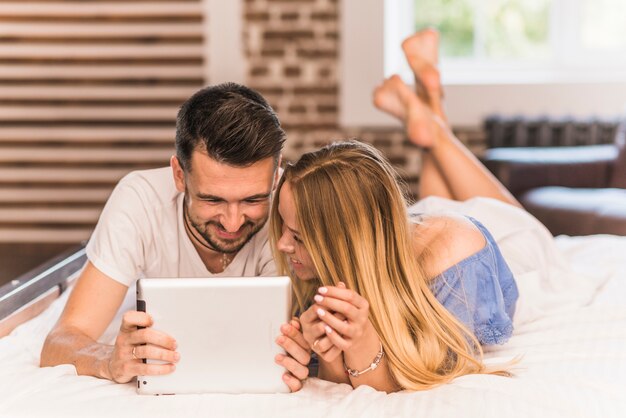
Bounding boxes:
[482,121,626,236]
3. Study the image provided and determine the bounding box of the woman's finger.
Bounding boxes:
[317,286,368,310]
[318,345,343,363]
[323,324,349,351]
[314,295,363,323]
[314,307,352,337]
[312,335,336,354]
[299,305,319,325]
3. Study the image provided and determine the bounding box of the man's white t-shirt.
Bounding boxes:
[86,167,277,287]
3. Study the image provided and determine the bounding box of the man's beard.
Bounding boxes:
[185,207,267,254]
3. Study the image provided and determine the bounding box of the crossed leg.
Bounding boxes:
[373,30,520,207]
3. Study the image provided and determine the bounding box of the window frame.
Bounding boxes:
[340,0,626,128]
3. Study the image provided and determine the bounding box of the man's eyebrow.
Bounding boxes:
[195,193,224,200]
[242,193,272,200]
[195,192,271,200]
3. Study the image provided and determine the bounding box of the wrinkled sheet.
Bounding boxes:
[2,198,626,418]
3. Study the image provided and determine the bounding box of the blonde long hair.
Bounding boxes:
[270,140,511,390]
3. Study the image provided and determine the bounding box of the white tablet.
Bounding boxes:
[135,276,292,395]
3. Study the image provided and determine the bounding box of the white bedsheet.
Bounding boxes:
[2,199,626,418]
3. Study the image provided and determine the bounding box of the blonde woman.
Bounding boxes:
[271,30,524,392]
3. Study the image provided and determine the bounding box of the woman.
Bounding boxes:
[272,30,524,392]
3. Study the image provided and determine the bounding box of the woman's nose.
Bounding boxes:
[277,232,294,254]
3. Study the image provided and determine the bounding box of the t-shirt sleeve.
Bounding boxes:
[429,221,519,346]
[86,174,150,287]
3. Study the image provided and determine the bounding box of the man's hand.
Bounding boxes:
[274,318,311,392]
[106,311,179,383]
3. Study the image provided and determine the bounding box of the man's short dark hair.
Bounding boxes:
[175,82,286,172]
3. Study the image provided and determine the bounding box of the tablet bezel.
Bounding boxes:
[135,276,292,395]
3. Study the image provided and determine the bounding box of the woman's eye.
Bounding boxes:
[293,234,302,244]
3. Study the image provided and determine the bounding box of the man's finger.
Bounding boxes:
[120,311,152,332]
[275,354,309,381]
[276,335,311,366]
[281,323,309,350]
[132,362,177,377]
[290,318,301,330]
[282,372,303,392]
[133,344,180,363]
[128,328,177,350]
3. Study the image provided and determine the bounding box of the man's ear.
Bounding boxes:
[170,155,186,193]
[272,154,283,191]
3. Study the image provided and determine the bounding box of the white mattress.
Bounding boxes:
[2,199,626,417]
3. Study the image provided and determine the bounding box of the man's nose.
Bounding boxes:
[220,205,245,232]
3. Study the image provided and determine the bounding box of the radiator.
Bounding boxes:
[484,115,620,148]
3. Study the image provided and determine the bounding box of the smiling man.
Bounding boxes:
[40,84,309,391]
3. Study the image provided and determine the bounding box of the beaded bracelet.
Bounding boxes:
[343,342,385,378]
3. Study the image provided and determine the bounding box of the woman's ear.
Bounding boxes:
[170,155,186,193]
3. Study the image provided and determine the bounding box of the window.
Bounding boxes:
[386,0,626,84]
[340,0,626,128]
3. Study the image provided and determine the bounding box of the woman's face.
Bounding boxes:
[276,182,317,281]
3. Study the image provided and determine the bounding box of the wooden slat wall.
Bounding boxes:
[0,1,205,243]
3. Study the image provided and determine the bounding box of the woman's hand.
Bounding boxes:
[274,318,311,392]
[300,285,349,363]
[311,283,377,356]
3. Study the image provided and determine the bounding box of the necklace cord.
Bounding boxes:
[182,204,231,271]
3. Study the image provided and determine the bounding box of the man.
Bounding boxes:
[40,83,310,392]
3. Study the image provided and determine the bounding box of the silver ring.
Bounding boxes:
[132,346,138,360]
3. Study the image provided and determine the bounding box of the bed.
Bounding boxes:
[1,198,625,418]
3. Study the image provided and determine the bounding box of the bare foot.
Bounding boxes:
[373,75,406,120]
[401,29,445,120]
[373,74,445,148]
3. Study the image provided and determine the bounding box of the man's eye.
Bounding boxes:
[244,198,268,204]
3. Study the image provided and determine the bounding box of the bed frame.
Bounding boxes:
[0,245,86,337]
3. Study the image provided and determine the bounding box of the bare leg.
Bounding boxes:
[374,76,453,199]
[373,31,521,207]
[400,30,453,200]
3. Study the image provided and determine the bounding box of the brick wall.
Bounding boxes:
[243,0,486,198]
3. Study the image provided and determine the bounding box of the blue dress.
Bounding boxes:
[426,216,519,345]
[307,216,519,376]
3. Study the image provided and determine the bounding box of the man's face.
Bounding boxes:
[172,150,279,254]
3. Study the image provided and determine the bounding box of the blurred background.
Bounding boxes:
[1,0,625,283]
